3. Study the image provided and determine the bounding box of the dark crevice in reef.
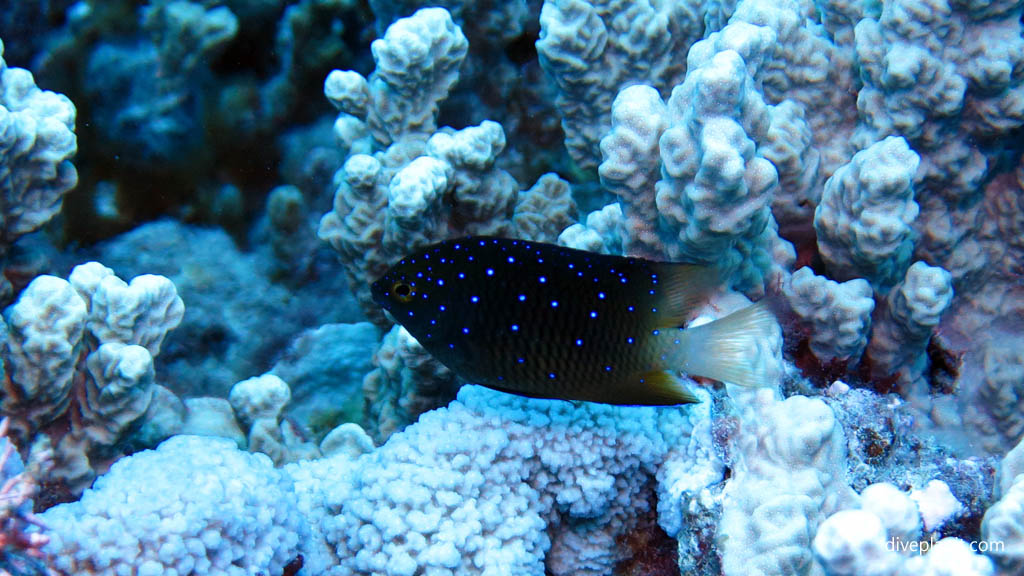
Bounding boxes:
[614,489,680,576]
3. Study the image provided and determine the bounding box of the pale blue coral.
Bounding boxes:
[41,435,306,576]
[0,39,77,242]
[1,262,183,494]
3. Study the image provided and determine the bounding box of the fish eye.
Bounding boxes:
[392,281,416,303]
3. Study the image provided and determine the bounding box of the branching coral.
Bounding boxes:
[585,42,793,294]
[784,266,875,368]
[0,38,77,303]
[535,0,698,171]
[319,8,576,324]
[814,136,920,288]
[866,262,954,388]
[0,263,183,496]
[360,325,459,443]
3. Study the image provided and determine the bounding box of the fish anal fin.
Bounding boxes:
[650,263,721,329]
[616,370,700,406]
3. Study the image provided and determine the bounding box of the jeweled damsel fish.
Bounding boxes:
[371,237,777,405]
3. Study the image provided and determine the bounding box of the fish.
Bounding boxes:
[370,236,777,405]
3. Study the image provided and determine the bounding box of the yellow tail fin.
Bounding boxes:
[679,301,780,388]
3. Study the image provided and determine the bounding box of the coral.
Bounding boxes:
[535,0,697,171]
[264,184,316,279]
[815,511,993,576]
[0,38,77,302]
[361,325,459,443]
[84,1,238,168]
[784,266,875,367]
[229,373,320,464]
[40,435,305,576]
[319,8,577,323]
[324,7,468,146]
[584,41,793,293]
[511,173,576,243]
[0,418,57,576]
[718,0,859,177]
[717,389,854,575]
[960,341,1024,454]
[0,263,183,495]
[982,435,1024,574]
[4,0,1024,572]
[656,48,777,276]
[557,202,624,254]
[597,84,669,259]
[92,219,357,398]
[815,482,993,576]
[866,261,954,388]
[761,100,821,243]
[0,39,77,243]
[813,136,920,288]
[270,322,380,434]
[140,1,238,80]
[852,0,1024,202]
[316,383,697,576]
[256,0,358,126]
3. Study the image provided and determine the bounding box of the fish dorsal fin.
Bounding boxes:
[648,263,721,328]
[617,370,701,406]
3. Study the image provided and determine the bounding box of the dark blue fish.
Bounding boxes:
[371,236,776,405]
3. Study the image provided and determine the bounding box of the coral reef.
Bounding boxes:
[0,0,1020,572]
[1,263,184,497]
[319,8,576,324]
[0,418,57,575]
[41,435,306,575]
[90,219,358,398]
[0,39,77,303]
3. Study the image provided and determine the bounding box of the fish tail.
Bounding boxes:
[677,301,780,388]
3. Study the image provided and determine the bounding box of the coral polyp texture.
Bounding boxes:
[0,0,1019,571]
[0,38,77,302]
[318,8,577,324]
[1,263,184,496]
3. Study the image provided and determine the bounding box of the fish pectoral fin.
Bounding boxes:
[650,263,721,328]
[621,370,701,405]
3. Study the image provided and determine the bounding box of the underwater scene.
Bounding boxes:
[0,0,1022,574]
